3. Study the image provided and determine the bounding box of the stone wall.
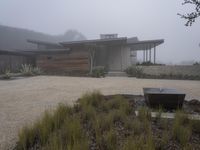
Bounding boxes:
[141,65,200,76]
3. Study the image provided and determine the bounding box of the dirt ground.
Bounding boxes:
[0,76,200,150]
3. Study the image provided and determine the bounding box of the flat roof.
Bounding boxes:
[21,48,70,55]
[60,37,127,47]
[0,49,32,56]
[27,37,164,51]
[0,48,70,56]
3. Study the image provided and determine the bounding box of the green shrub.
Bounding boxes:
[20,64,33,76]
[91,66,106,78]
[125,66,144,77]
[2,69,11,79]
[32,67,42,75]
[20,64,42,76]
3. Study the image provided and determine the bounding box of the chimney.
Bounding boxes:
[100,34,118,39]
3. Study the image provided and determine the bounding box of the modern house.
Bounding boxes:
[0,34,164,74]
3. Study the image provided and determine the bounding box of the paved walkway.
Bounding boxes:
[0,76,200,149]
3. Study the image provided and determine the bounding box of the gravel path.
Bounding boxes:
[0,76,200,149]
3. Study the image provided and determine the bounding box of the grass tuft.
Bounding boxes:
[16,92,200,150]
[172,110,191,146]
[79,91,103,109]
[138,106,151,122]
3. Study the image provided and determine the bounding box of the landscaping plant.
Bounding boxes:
[16,92,200,150]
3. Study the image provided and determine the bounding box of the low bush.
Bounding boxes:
[2,69,11,79]
[91,66,106,78]
[139,73,200,80]
[32,67,42,75]
[20,64,33,76]
[20,64,42,76]
[136,61,165,66]
[125,66,144,77]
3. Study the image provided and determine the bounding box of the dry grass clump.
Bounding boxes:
[16,104,77,150]
[172,110,191,146]
[16,92,200,150]
[79,91,103,109]
[43,117,88,150]
[123,134,155,150]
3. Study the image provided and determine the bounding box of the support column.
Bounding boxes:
[149,48,151,63]
[154,44,156,64]
[146,49,148,62]
[143,50,145,62]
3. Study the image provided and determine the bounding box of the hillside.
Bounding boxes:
[0,25,86,50]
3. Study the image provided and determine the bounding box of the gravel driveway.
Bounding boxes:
[0,76,200,149]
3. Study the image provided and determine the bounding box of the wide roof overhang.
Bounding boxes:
[0,48,70,56]
[0,49,33,56]
[127,39,164,51]
[27,39,61,47]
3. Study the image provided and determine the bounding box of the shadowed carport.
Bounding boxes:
[127,39,164,64]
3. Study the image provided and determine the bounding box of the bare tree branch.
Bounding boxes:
[178,0,200,26]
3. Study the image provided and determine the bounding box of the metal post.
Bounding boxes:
[143,50,145,62]
[154,44,156,64]
[149,48,151,63]
[146,49,148,62]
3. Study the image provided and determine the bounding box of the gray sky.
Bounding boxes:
[0,0,200,64]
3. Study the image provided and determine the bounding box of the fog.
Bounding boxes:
[0,0,200,64]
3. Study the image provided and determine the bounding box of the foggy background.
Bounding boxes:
[0,0,199,64]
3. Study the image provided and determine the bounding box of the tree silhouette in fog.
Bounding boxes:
[178,0,200,26]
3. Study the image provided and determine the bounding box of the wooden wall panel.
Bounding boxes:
[36,50,90,73]
[0,55,34,73]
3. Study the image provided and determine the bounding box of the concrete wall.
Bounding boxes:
[130,50,137,65]
[107,46,132,71]
[107,46,122,71]
[121,46,131,70]
[141,65,200,76]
